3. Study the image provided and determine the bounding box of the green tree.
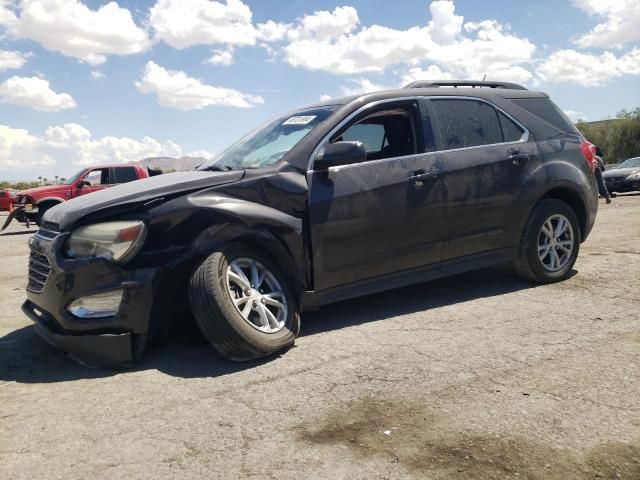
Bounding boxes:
[576,107,640,164]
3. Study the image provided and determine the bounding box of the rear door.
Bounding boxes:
[111,166,141,185]
[428,97,537,260]
[308,99,444,291]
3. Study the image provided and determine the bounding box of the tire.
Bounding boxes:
[189,243,300,361]
[35,204,53,226]
[514,199,581,283]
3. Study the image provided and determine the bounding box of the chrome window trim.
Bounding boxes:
[309,150,439,174]
[307,95,530,171]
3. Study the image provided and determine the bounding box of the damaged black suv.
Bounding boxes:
[24,80,599,367]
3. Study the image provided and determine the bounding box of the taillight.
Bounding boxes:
[580,140,597,172]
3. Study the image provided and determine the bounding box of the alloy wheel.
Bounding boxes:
[225,258,288,333]
[537,214,574,272]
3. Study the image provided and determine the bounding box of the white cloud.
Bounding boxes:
[564,110,585,122]
[573,0,640,48]
[291,6,359,42]
[401,65,454,85]
[340,78,392,96]
[319,94,332,101]
[207,48,234,66]
[0,76,76,111]
[538,48,640,87]
[0,122,183,171]
[0,0,150,65]
[280,2,536,80]
[426,0,463,44]
[135,61,263,110]
[90,70,106,81]
[149,0,258,49]
[0,50,28,71]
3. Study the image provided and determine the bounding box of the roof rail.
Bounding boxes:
[403,80,528,91]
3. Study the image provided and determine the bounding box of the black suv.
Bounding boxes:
[23,80,599,367]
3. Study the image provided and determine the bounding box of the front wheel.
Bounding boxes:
[189,244,300,361]
[514,199,581,283]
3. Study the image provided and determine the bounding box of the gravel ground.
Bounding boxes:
[1,196,639,480]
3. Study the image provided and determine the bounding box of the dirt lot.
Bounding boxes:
[1,196,639,480]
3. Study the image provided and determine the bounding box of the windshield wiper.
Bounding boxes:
[200,165,233,172]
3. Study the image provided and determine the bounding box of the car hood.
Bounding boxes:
[46,170,244,230]
[18,184,71,197]
[603,167,640,178]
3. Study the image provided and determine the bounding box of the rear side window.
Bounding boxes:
[431,99,503,150]
[114,167,139,184]
[0,192,5,198]
[510,98,577,134]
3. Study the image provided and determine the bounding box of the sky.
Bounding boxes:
[0,0,639,181]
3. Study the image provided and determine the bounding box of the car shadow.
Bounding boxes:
[0,264,551,384]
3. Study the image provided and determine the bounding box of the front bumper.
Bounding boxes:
[24,228,159,368]
[22,301,134,367]
[605,178,640,193]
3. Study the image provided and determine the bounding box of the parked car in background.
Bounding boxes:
[2,164,149,230]
[0,190,16,211]
[603,157,640,193]
[22,80,599,367]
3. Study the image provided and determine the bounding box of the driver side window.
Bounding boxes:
[333,104,421,161]
[83,168,110,186]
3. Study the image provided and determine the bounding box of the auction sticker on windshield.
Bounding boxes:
[282,115,316,126]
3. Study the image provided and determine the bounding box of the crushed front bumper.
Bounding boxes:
[22,300,134,367]
[23,227,159,368]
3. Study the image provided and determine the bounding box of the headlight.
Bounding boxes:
[64,220,146,264]
[626,171,640,180]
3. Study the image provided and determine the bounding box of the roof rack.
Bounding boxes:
[403,80,528,91]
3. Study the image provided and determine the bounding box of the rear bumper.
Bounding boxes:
[23,300,134,367]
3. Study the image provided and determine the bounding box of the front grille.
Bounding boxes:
[27,251,51,293]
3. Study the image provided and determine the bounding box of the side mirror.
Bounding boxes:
[76,180,90,188]
[313,141,367,170]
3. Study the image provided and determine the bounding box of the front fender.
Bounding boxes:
[35,197,65,206]
[188,195,305,291]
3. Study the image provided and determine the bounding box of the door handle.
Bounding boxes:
[409,169,438,188]
[507,152,530,166]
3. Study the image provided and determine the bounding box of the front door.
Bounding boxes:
[308,100,444,291]
[73,168,113,198]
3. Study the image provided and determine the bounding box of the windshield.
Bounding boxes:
[63,168,87,185]
[198,106,337,171]
[617,157,640,169]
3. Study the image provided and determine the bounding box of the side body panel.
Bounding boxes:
[307,152,443,291]
[436,140,542,259]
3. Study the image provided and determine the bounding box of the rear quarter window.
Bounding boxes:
[510,98,578,135]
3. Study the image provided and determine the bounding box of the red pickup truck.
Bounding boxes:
[0,190,16,211]
[2,164,149,230]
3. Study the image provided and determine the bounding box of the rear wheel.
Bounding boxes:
[514,199,581,283]
[189,244,300,361]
